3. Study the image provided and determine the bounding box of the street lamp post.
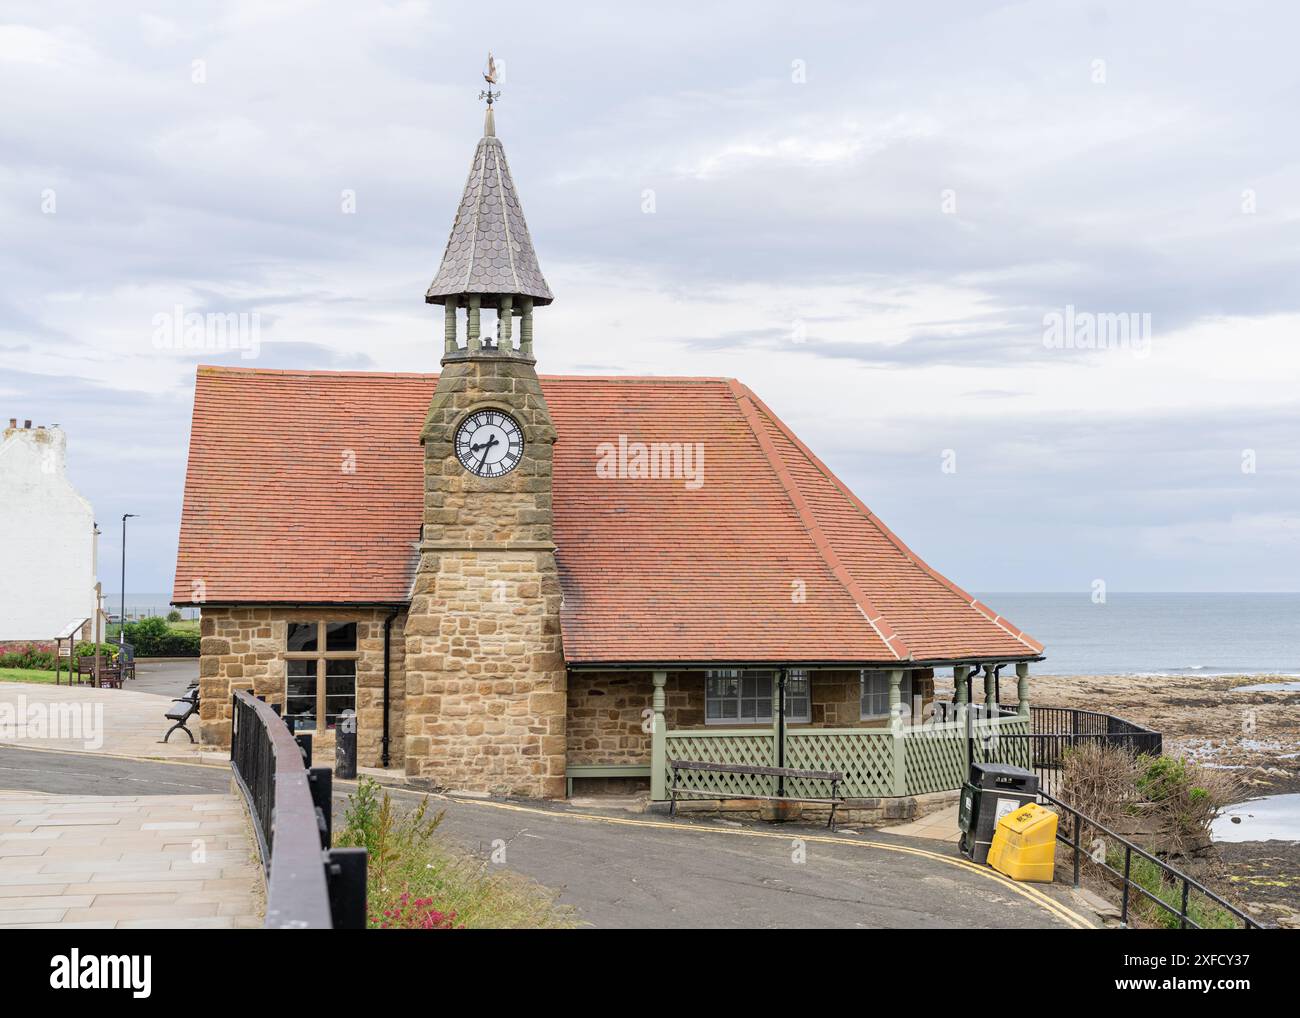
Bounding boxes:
[120,514,137,647]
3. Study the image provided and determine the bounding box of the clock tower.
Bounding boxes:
[405,72,566,798]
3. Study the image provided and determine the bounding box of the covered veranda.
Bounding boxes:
[644,661,1036,803]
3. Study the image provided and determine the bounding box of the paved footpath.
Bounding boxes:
[0,730,263,930]
[0,789,263,928]
[0,679,204,761]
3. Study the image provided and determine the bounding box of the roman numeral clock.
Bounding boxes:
[455,409,524,478]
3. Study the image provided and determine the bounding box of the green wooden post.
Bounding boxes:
[770,672,781,768]
[498,294,513,352]
[519,298,534,358]
[1016,662,1030,717]
[889,669,906,795]
[984,664,997,712]
[443,296,458,355]
[954,665,969,707]
[467,295,481,353]
[650,670,667,800]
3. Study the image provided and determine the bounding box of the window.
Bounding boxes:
[705,669,810,724]
[284,621,359,733]
[860,670,912,720]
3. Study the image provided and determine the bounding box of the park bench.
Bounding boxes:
[75,656,122,689]
[668,758,846,830]
[163,684,200,743]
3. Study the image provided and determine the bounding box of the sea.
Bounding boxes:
[114,590,1299,677]
[976,592,1300,677]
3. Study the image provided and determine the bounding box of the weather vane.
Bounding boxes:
[479,52,500,107]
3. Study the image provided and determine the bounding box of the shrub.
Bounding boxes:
[1058,743,1139,829]
[73,641,119,662]
[166,609,182,622]
[121,617,200,657]
[1135,754,1237,857]
[0,642,57,670]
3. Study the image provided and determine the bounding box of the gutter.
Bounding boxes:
[381,609,399,768]
[566,654,1044,672]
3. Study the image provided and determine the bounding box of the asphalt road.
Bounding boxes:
[128,659,200,698]
[0,746,1088,929]
[0,746,230,796]
[365,785,1086,929]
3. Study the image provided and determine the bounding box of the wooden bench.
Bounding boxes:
[565,763,652,797]
[75,657,122,689]
[164,685,200,743]
[668,758,846,830]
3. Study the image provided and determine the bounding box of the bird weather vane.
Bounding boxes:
[479,52,501,106]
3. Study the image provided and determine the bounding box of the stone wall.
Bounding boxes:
[567,672,700,766]
[198,605,405,769]
[404,550,565,797]
[566,669,938,768]
[405,353,567,799]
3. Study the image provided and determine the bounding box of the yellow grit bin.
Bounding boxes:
[987,803,1059,883]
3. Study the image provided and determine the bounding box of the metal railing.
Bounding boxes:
[1038,787,1263,930]
[230,689,367,929]
[1030,705,1162,762]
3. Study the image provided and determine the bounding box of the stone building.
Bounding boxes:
[1,420,97,642]
[174,100,1043,806]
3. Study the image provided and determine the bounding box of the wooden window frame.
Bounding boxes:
[705,668,811,725]
[860,669,911,721]
[283,621,360,735]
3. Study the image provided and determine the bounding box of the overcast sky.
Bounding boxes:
[4,0,1298,597]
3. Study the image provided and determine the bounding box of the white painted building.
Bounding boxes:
[0,420,97,641]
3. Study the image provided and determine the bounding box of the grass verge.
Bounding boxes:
[1109,849,1242,929]
[0,667,58,684]
[336,778,581,929]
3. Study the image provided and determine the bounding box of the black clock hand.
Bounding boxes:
[474,434,499,473]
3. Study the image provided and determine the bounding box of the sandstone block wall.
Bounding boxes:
[405,353,566,799]
[198,605,405,769]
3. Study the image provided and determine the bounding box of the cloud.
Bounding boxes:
[5,0,1300,594]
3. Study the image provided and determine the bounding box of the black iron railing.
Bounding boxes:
[230,689,367,929]
[1027,706,1160,794]
[1030,706,1162,762]
[1038,787,1263,929]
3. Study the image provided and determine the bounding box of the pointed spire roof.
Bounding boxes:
[425,108,553,306]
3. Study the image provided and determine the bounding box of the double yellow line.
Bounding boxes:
[435,794,1095,929]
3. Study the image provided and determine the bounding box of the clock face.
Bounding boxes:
[455,410,524,478]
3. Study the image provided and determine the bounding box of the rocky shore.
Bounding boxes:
[937,672,1300,927]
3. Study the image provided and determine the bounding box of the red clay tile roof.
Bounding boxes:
[174,366,1042,665]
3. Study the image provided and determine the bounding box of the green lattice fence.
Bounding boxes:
[972,714,1032,770]
[662,715,1032,801]
[664,730,776,797]
[903,721,969,795]
[785,729,895,797]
